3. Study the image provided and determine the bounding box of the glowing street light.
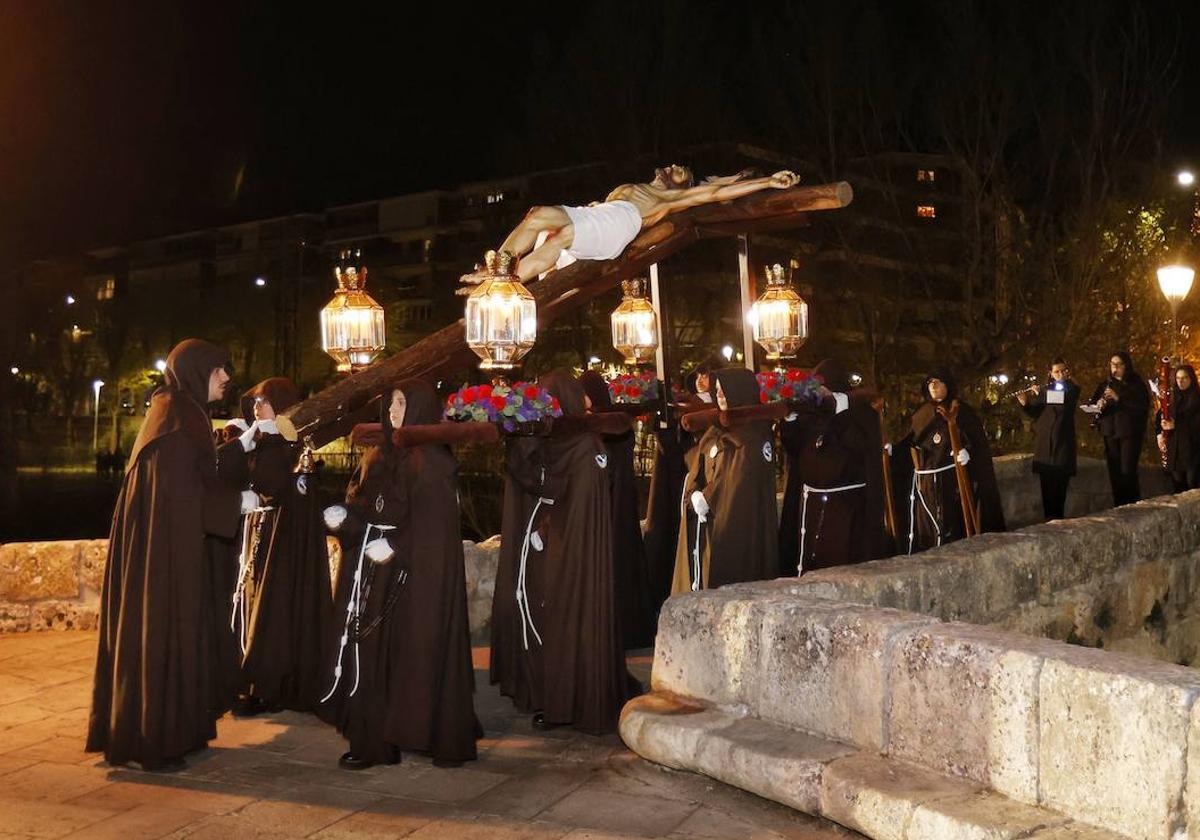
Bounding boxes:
[92,380,105,453]
[66,294,76,305]
[1157,264,1195,359]
[255,277,267,287]
[1179,171,1196,188]
[9,366,18,375]
[721,345,734,362]
[154,359,167,373]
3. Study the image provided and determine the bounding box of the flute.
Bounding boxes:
[1004,384,1040,399]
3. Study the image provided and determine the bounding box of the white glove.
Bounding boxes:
[784,412,798,422]
[365,537,394,564]
[884,443,893,456]
[956,448,971,466]
[225,418,249,434]
[238,420,260,452]
[690,490,710,522]
[832,392,849,414]
[257,419,279,436]
[240,491,261,514]
[323,505,348,531]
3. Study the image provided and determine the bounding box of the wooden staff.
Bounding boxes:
[937,401,980,537]
[876,409,898,542]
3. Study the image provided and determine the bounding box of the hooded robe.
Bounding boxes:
[490,369,631,734]
[786,360,890,574]
[1159,365,1200,490]
[321,380,478,764]
[230,378,334,712]
[671,368,780,593]
[86,339,242,769]
[908,370,1006,553]
[579,371,655,649]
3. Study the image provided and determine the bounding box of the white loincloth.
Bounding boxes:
[562,200,642,260]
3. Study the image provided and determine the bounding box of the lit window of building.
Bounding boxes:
[916,205,937,219]
[916,169,936,183]
[96,277,116,300]
[486,191,505,205]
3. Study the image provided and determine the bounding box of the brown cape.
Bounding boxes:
[87,339,242,769]
[671,368,780,593]
[490,369,631,734]
[322,380,478,764]
[580,371,654,650]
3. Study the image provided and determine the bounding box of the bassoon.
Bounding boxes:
[1156,356,1172,469]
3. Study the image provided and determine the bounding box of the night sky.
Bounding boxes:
[2,1,1198,263]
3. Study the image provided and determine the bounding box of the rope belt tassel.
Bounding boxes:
[908,463,956,555]
[798,482,866,575]
[517,497,554,650]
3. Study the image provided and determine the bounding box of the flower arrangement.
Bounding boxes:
[756,369,825,404]
[444,382,562,432]
[607,370,659,404]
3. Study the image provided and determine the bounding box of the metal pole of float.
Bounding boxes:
[737,234,757,371]
[649,262,670,428]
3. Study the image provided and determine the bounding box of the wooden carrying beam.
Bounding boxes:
[284,181,853,445]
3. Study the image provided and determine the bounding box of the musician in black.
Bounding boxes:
[1089,351,1151,506]
[1157,364,1200,492]
[1017,359,1079,520]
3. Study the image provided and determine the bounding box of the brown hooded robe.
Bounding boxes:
[579,370,655,649]
[490,369,631,734]
[322,380,478,764]
[87,339,242,769]
[909,371,1007,552]
[229,378,334,712]
[672,368,780,593]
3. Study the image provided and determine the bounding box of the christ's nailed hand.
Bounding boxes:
[770,171,799,189]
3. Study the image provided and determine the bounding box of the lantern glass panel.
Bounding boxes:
[749,287,809,360]
[320,289,386,373]
[465,277,537,370]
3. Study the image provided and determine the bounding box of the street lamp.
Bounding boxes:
[92,380,105,453]
[154,359,167,373]
[1179,171,1195,188]
[721,345,734,362]
[1157,264,1195,359]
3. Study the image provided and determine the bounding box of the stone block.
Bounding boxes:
[618,692,724,770]
[1108,500,1187,564]
[754,600,935,750]
[1024,824,1135,840]
[1022,516,1127,599]
[913,533,1042,624]
[1037,645,1200,839]
[1188,697,1200,837]
[77,539,109,594]
[0,541,81,601]
[651,589,774,706]
[0,603,32,632]
[462,539,499,639]
[29,600,99,632]
[905,791,1069,840]
[887,623,1060,805]
[819,752,982,840]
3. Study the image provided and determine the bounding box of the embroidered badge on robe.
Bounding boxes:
[375,494,385,513]
[709,444,719,459]
[762,441,773,461]
[933,433,942,445]
[296,475,308,496]
[595,453,608,469]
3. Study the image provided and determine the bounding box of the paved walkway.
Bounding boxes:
[0,631,861,839]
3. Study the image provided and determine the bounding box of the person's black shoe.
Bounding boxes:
[338,752,373,770]
[531,712,564,732]
[232,695,268,718]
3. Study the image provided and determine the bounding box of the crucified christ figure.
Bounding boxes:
[493,165,799,282]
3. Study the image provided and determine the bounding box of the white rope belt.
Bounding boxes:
[908,463,956,555]
[517,497,554,650]
[320,522,395,703]
[798,482,866,575]
[230,505,275,656]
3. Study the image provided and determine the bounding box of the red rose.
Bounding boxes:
[550,397,561,411]
[797,371,810,381]
[780,386,794,398]
[612,383,625,395]
[785,369,802,382]
[523,386,539,399]
[760,392,769,403]
[462,386,478,403]
[627,386,641,398]
[490,395,507,411]
[478,383,493,398]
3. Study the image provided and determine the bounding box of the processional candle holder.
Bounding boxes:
[748,263,809,362]
[320,249,386,373]
[463,250,537,383]
[610,278,659,366]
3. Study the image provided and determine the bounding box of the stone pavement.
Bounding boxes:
[0,631,861,839]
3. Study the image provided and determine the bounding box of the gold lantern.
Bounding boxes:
[320,249,386,373]
[610,278,659,365]
[748,263,809,360]
[463,250,537,371]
